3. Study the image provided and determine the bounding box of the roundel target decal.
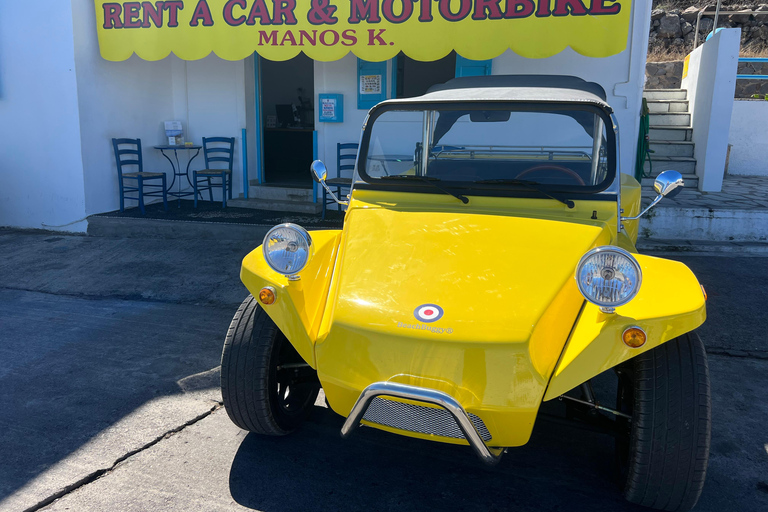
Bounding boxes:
[414,304,444,323]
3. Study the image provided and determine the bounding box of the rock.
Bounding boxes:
[669,9,681,16]
[682,6,700,23]
[653,19,661,28]
[658,14,683,38]
[684,31,696,44]
[729,12,753,24]
[759,24,768,39]
[682,21,694,35]
[699,18,714,33]
[651,8,665,21]
[757,4,768,11]
[649,32,658,43]
[646,62,659,76]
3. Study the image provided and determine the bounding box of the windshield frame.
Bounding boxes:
[356,100,617,199]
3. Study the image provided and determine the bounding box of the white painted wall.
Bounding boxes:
[0,2,87,232]
[681,29,740,192]
[727,99,768,176]
[172,56,247,199]
[71,0,176,216]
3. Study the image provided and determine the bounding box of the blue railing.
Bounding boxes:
[737,57,768,80]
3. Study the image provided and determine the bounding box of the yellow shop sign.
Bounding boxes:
[94,0,631,62]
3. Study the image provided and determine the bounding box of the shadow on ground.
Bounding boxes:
[0,289,232,508]
[228,404,648,512]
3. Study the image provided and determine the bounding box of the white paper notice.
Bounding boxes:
[321,98,337,119]
[360,75,382,95]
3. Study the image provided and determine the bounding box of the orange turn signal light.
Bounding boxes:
[259,287,276,305]
[622,327,647,348]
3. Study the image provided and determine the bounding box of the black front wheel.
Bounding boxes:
[220,295,320,435]
[618,331,711,511]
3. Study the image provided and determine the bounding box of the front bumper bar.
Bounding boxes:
[340,381,503,466]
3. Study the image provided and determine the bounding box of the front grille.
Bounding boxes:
[362,396,492,442]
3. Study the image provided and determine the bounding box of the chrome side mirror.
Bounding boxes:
[309,160,349,207]
[310,160,327,183]
[653,170,684,198]
[621,170,684,222]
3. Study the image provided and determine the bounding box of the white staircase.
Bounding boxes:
[228,183,322,214]
[643,89,699,189]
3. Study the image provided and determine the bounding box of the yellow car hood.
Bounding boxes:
[326,206,610,345]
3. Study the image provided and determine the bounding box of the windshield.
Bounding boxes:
[358,104,614,193]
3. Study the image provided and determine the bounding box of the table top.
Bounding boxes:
[154,145,202,150]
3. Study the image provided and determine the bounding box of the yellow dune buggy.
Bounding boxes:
[220,76,710,511]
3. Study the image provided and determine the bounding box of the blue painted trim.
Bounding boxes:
[737,74,768,79]
[253,55,264,184]
[455,55,493,77]
[312,130,318,203]
[318,93,344,122]
[357,59,387,110]
[241,128,248,198]
[739,57,768,63]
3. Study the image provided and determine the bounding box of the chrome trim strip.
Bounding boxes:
[340,381,502,466]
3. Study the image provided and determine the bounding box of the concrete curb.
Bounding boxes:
[87,216,276,240]
[639,206,768,242]
[638,238,768,254]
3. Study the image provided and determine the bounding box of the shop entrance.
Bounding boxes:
[258,54,314,187]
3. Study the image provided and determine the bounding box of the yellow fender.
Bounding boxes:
[544,253,706,400]
[240,229,342,368]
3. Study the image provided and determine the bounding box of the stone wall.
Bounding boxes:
[646,61,685,88]
[645,60,768,96]
[649,5,768,56]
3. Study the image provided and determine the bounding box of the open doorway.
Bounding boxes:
[395,51,457,98]
[259,54,314,186]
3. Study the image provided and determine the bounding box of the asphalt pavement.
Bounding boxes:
[0,228,766,512]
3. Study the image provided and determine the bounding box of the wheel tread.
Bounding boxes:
[623,332,711,511]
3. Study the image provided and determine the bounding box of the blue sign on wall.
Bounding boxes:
[318,93,343,123]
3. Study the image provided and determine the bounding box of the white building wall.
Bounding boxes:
[727,100,768,176]
[681,29,740,192]
[71,0,176,216]
[173,56,247,198]
[0,2,88,231]
[71,0,247,216]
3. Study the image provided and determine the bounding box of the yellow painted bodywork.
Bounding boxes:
[239,178,705,448]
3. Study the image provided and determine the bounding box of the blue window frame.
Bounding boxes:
[455,55,493,77]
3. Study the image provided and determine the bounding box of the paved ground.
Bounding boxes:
[0,229,766,512]
[642,174,768,209]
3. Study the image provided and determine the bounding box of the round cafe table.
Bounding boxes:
[154,145,203,207]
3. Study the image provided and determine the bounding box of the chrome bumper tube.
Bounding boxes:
[340,381,503,466]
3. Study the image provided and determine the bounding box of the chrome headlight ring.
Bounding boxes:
[262,223,313,278]
[576,246,642,312]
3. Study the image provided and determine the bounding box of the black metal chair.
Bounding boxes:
[323,142,358,219]
[112,138,168,214]
[194,137,234,208]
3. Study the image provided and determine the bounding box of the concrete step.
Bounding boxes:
[649,141,694,157]
[648,112,691,126]
[644,156,697,175]
[646,99,689,113]
[248,185,314,202]
[649,126,693,141]
[228,197,322,214]
[644,89,688,100]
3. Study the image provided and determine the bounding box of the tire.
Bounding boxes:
[618,331,711,511]
[220,295,320,435]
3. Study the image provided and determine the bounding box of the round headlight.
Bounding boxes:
[263,224,313,276]
[576,246,642,309]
